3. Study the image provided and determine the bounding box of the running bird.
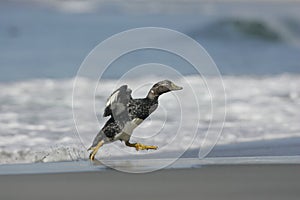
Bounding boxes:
[88,80,183,160]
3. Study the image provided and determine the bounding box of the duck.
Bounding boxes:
[88,80,183,160]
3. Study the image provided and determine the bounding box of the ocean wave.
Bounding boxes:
[189,17,300,45]
[0,75,300,164]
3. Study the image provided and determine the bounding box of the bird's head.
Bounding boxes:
[147,80,183,99]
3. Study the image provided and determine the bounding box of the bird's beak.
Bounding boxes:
[170,83,183,91]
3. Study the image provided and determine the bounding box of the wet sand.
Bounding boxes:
[1,164,300,200]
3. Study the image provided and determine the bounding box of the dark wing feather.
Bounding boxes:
[103,85,132,118]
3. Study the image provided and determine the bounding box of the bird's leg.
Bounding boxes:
[125,141,158,151]
[89,140,104,161]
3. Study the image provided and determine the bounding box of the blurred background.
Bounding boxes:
[1,0,300,80]
[0,0,300,164]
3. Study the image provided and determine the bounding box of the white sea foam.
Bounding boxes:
[0,74,299,164]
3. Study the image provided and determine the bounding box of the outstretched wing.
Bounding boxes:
[103,85,132,118]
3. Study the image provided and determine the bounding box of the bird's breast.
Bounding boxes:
[123,118,143,134]
[115,118,144,141]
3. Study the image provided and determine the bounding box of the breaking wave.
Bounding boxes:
[189,17,300,45]
[0,74,300,164]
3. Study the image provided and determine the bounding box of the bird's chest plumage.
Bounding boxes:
[128,99,158,120]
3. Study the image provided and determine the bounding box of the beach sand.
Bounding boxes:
[0,161,300,200]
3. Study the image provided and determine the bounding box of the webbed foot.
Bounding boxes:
[88,140,104,161]
[125,141,158,151]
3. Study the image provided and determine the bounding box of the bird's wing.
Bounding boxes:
[103,85,132,118]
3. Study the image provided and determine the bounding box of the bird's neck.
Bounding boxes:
[146,89,159,100]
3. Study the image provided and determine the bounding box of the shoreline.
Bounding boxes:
[1,156,300,175]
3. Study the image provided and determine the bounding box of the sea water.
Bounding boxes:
[0,1,300,164]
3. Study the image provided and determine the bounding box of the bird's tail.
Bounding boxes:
[88,131,105,151]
